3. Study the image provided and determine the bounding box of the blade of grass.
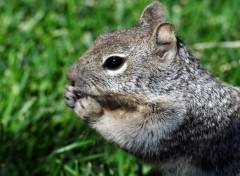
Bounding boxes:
[53,139,95,154]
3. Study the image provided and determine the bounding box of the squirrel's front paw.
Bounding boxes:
[74,96,103,121]
[64,85,80,108]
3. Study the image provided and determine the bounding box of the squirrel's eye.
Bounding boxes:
[103,56,125,70]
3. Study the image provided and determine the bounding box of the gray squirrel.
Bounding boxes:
[64,1,240,175]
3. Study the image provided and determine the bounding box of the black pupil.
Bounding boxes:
[103,56,125,70]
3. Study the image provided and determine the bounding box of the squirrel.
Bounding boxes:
[64,1,240,175]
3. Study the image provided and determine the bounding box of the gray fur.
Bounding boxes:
[64,1,240,175]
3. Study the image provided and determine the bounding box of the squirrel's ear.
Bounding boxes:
[139,1,165,29]
[150,23,177,61]
[154,22,176,45]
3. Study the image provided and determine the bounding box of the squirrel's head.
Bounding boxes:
[67,1,182,105]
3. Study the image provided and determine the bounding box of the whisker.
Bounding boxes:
[109,92,125,111]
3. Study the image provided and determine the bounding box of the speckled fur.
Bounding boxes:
[64,2,240,175]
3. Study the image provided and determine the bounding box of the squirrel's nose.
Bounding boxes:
[66,64,77,83]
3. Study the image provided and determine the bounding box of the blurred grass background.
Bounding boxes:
[0,0,239,175]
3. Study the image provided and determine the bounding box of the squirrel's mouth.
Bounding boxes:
[72,87,138,111]
[93,95,137,111]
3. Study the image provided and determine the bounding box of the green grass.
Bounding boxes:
[0,0,239,175]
